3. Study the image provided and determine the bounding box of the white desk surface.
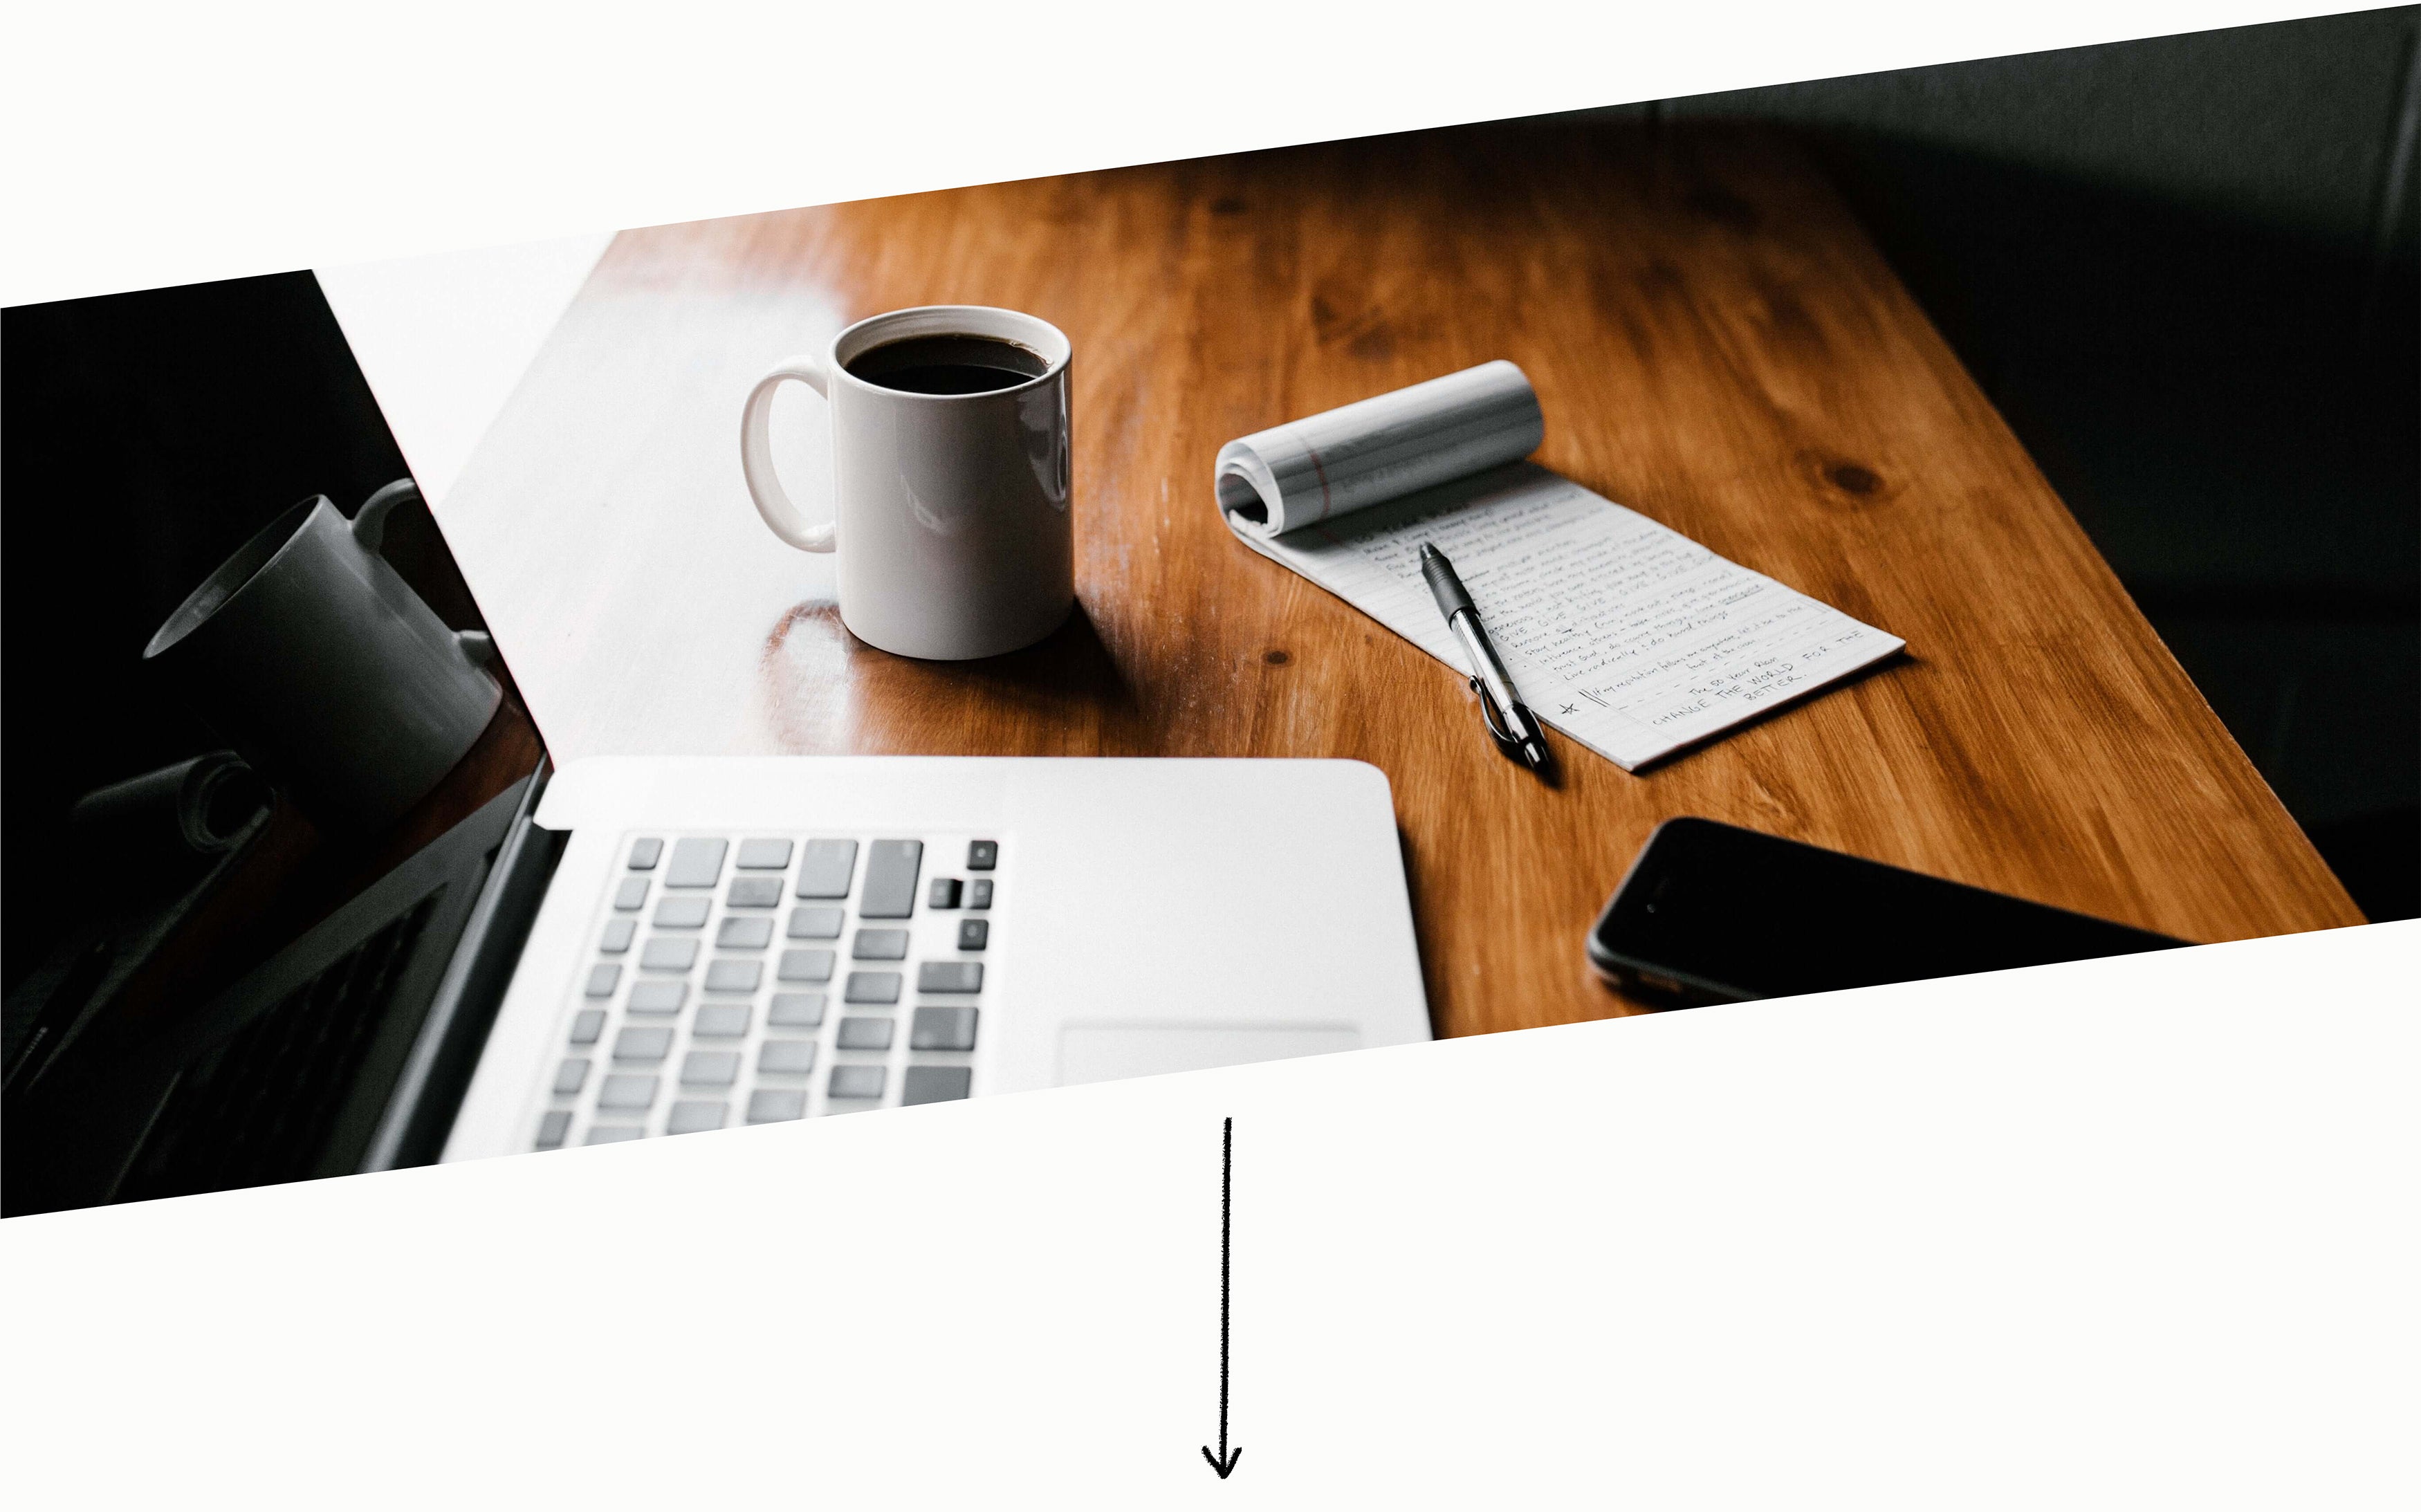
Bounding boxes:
[318,232,613,513]
[319,228,861,766]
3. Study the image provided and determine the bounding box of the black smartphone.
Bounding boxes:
[1587,817,2186,1006]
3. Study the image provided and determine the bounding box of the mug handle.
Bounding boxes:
[352,477,422,553]
[353,478,503,680]
[741,355,838,553]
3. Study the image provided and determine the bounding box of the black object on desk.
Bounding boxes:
[1419,542,1550,771]
[1590,817,2186,1007]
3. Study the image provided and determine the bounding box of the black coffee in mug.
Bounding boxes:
[844,333,1049,395]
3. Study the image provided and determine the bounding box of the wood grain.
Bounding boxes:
[446,120,2361,1038]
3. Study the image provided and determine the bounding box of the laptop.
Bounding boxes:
[434,752,1430,1161]
[10,728,1428,1207]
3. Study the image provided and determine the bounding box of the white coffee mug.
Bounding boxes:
[740,305,1075,660]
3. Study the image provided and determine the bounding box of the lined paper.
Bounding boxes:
[1231,463,1903,771]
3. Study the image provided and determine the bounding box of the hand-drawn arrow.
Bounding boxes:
[1200,1116,1242,1480]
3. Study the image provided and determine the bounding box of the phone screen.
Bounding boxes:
[1590,818,2184,1004]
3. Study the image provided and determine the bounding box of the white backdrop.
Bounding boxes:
[1,1,2391,306]
[6,923,2414,1506]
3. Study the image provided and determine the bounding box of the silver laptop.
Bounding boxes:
[33,750,1427,1206]
[434,754,1431,1161]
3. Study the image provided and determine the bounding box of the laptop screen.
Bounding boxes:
[2,271,543,1213]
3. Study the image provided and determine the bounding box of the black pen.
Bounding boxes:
[1419,542,1550,771]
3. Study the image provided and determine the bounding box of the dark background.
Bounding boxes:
[1,275,482,996]
[4,9,2415,1000]
[1610,5,2420,921]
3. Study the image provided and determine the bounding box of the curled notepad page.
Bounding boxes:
[1215,361,1545,537]
[1214,365,1906,771]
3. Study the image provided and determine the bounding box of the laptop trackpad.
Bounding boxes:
[1057,1022,1362,1087]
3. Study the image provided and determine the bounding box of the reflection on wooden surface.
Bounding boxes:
[450,120,2361,1038]
[92,695,548,1049]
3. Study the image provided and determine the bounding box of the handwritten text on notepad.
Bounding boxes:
[1244,466,1902,770]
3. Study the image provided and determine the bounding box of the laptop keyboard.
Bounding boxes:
[531,833,998,1150]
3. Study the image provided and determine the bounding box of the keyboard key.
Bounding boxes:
[568,1008,607,1046]
[667,1100,726,1135]
[598,1073,659,1110]
[795,838,858,898]
[910,1005,979,1052]
[705,959,762,993]
[614,876,650,911]
[829,1064,886,1100]
[586,1125,644,1145]
[654,896,711,929]
[693,1003,751,1038]
[614,1026,674,1062]
[727,876,784,908]
[758,1040,818,1075]
[837,1016,894,1051]
[681,1050,741,1087]
[599,917,637,954]
[779,948,835,983]
[788,905,844,939]
[627,979,687,1015]
[718,916,774,950]
[967,840,998,870]
[747,1089,807,1123]
[736,838,793,870]
[928,877,962,910]
[553,1058,590,1096]
[852,928,909,960]
[957,919,988,951]
[768,992,826,1028]
[903,1065,973,1105]
[917,961,984,994]
[844,970,901,1004]
[535,1109,573,1149]
[860,839,923,918]
[666,837,728,888]
[641,937,699,972]
[967,878,993,909]
[584,963,620,997]
[627,838,663,870]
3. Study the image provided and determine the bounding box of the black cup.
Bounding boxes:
[142,480,501,831]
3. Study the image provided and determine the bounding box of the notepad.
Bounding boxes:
[1215,364,1905,771]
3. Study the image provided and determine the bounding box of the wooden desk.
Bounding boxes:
[441,120,2360,1038]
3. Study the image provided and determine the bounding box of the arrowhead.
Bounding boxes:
[1200,1445,1244,1479]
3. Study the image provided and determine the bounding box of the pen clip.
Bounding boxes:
[1469,675,1518,746]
